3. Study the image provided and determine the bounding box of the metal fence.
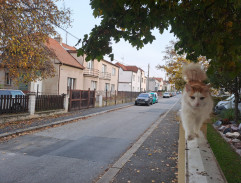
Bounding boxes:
[35,95,64,112]
[0,95,29,115]
[69,89,95,111]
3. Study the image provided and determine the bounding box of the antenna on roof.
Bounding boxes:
[66,31,68,44]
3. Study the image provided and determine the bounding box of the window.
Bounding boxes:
[5,73,12,85]
[112,68,116,76]
[91,81,97,90]
[87,60,94,69]
[111,84,115,91]
[102,64,107,73]
[67,77,76,92]
[105,83,110,91]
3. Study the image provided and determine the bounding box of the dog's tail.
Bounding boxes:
[182,63,206,82]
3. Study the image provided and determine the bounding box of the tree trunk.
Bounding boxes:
[234,77,239,123]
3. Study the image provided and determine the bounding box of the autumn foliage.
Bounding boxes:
[0,0,71,83]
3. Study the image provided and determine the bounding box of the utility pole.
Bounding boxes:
[147,63,150,92]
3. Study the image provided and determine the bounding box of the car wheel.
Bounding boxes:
[147,102,150,106]
[135,102,137,105]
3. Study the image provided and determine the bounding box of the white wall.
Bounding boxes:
[118,83,131,91]
[118,68,132,91]
[30,80,43,94]
[132,69,142,92]
[118,68,132,82]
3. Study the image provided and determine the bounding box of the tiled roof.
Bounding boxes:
[115,62,139,73]
[125,66,138,73]
[62,43,76,51]
[115,62,128,71]
[154,77,163,82]
[46,38,84,69]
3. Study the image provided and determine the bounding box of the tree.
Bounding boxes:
[157,41,209,91]
[0,0,71,83]
[156,41,190,91]
[78,0,241,121]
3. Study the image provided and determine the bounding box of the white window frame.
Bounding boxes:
[91,80,97,90]
[111,84,115,91]
[112,68,116,76]
[105,83,110,91]
[102,64,107,73]
[67,77,76,92]
[87,60,94,69]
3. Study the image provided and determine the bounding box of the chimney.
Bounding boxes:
[54,35,62,45]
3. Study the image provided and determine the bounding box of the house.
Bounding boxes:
[82,58,119,92]
[64,46,119,93]
[147,77,160,92]
[162,80,175,91]
[115,62,146,92]
[41,36,85,95]
[0,36,85,95]
[154,77,164,91]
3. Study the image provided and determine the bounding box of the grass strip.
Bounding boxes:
[207,124,241,183]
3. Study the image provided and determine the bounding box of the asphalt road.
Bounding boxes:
[0,95,181,183]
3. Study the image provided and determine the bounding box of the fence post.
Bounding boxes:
[62,93,68,112]
[94,89,96,107]
[106,89,107,106]
[28,92,36,116]
[88,88,90,109]
[122,91,123,104]
[98,94,103,107]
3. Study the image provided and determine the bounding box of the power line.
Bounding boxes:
[55,25,80,41]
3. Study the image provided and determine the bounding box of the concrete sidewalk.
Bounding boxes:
[97,100,180,183]
[0,102,133,139]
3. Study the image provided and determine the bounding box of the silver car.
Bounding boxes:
[135,93,153,106]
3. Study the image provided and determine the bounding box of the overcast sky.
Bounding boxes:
[56,0,177,79]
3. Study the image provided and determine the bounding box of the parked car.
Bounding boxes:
[149,92,158,104]
[163,92,171,98]
[215,94,241,114]
[135,93,153,106]
[0,89,26,110]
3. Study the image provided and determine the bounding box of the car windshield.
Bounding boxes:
[164,92,169,94]
[150,93,154,97]
[138,94,149,98]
